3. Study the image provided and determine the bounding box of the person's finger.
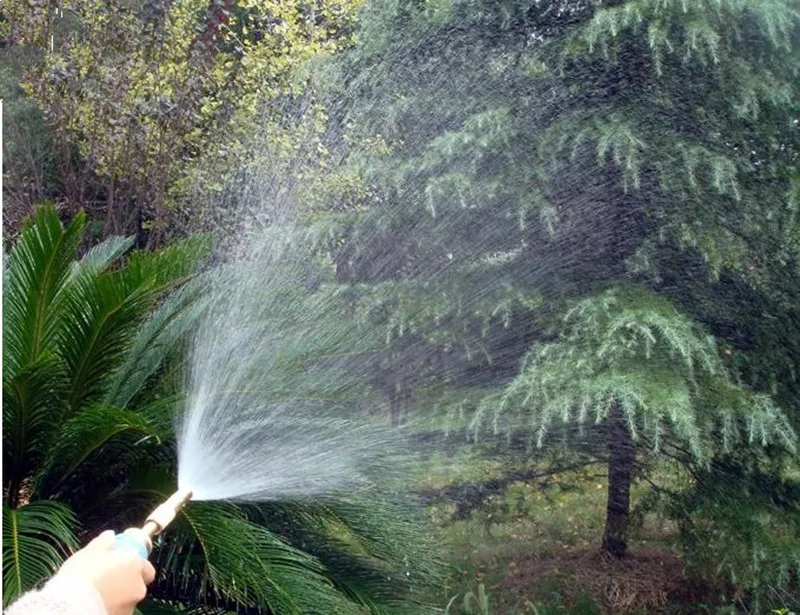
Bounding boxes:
[141,560,156,585]
[85,530,116,552]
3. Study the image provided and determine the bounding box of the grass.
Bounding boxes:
[435,471,613,613]
[445,584,604,615]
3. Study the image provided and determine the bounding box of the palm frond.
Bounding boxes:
[57,269,156,413]
[3,206,85,378]
[154,502,364,615]
[106,276,208,409]
[62,238,207,409]
[134,395,184,439]
[138,600,237,615]
[124,234,211,293]
[2,500,78,605]
[70,235,135,280]
[3,354,68,501]
[249,497,442,615]
[57,234,210,413]
[35,404,161,499]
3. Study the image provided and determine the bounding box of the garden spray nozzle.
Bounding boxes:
[142,488,193,538]
[113,488,193,559]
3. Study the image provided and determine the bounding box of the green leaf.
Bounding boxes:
[123,234,211,293]
[35,404,160,498]
[70,235,135,280]
[249,497,442,615]
[105,276,208,409]
[57,269,155,413]
[3,354,68,498]
[138,601,236,615]
[2,500,78,605]
[156,502,363,615]
[3,206,85,378]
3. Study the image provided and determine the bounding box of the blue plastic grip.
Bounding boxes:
[113,532,150,559]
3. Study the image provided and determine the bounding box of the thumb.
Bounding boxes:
[85,530,116,552]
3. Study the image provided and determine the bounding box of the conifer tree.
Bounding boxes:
[477,285,795,557]
[307,0,800,570]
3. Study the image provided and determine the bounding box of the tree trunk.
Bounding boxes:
[146,200,165,249]
[602,401,635,558]
[103,176,117,235]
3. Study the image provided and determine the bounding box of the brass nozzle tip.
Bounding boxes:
[171,488,193,509]
[143,488,194,537]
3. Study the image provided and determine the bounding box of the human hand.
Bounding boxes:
[56,530,156,615]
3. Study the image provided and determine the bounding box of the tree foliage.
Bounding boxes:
[486,286,795,458]
[1,0,361,243]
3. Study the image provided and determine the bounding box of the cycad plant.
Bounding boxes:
[3,206,438,614]
[3,206,207,604]
[477,286,796,558]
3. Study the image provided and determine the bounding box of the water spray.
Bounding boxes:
[113,488,193,559]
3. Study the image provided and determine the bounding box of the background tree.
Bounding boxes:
[482,285,795,557]
[316,0,800,419]
[1,0,361,244]
[281,0,800,599]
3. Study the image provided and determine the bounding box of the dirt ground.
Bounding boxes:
[495,547,700,613]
